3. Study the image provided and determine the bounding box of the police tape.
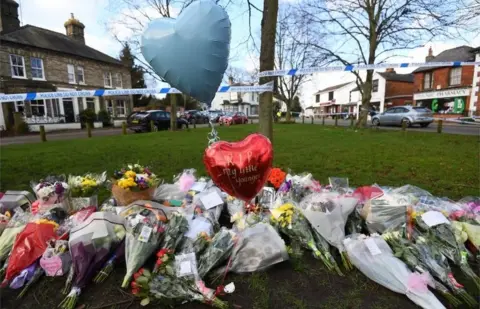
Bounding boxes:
[258,61,480,77]
[0,82,274,103]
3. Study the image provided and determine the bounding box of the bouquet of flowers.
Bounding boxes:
[344,234,446,309]
[153,212,189,273]
[93,239,125,283]
[270,203,342,275]
[0,209,32,263]
[16,262,44,299]
[383,232,462,307]
[59,212,126,309]
[197,227,236,279]
[267,167,287,190]
[0,212,10,236]
[40,239,71,276]
[298,193,358,271]
[415,211,480,290]
[120,204,167,288]
[112,164,159,206]
[31,176,69,213]
[1,206,69,287]
[68,172,106,211]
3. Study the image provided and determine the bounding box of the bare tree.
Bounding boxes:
[258,0,279,142]
[296,0,477,128]
[224,66,258,84]
[274,8,325,121]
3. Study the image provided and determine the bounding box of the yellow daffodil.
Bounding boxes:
[81,178,97,187]
[118,177,137,189]
[125,171,137,179]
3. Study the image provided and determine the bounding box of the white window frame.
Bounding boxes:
[106,100,114,115]
[30,100,47,117]
[116,73,123,88]
[104,72,112,88]
[77,66,85,84]
[116,100,126,116]
[15,101,25,113]
[449,67,462,86]
[423,72,433,90]
[67,64,76,84]
[9,54,26,79]
[31,57,45,80]
[86,97,95,110]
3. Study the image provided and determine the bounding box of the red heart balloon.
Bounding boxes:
[203,133,273,202]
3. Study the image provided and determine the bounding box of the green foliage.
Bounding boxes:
[15,120,30,135]
[97,110,111,127]
[292,96,302,113]
[119,43,148,107]
[79,109,97,127]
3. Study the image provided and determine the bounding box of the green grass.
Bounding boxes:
[1,124,478,199]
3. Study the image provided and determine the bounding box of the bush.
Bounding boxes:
[79,109,97,128]
[97,110,111,127]
[15,119,30,135]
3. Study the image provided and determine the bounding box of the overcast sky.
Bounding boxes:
[17,0,480,107]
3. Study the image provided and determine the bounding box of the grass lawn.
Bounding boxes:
[1,124,479,309]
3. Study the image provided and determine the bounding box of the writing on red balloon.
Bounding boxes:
[222,151,259,186]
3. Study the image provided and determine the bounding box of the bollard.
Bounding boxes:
[39,125,47,142]
[334,117,338,127]
[310,117,314,124]
[250,119,253,124]
[350,117,354,128]
[150,120,155,132]
[401,119,407,131]
[302,116,305,124]
[437,120,443,134]
[322,117,325,126]
[122,121,127,135]
[193,119,196,129]
[87,122,92,138]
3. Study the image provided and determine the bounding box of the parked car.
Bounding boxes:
[127,110,189,132]
[208,110,224,123]
[219,112,249,125]
[372,106,434,127]
[183,110,209,124]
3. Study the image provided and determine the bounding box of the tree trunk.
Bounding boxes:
[170,94,177,131]
[355,71,374,128]
[258,0,279,142]
[285,100,292,122]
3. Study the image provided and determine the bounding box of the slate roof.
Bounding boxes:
[0,25,122,66]
[377,72,414,83]
[315,81,353,94]
[413,46,476,73]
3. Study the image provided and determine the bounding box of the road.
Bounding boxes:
[1,119,478,146]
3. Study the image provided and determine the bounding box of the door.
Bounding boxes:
[393,107,408,125]
[381,108,397,124]
[63,99,75,123]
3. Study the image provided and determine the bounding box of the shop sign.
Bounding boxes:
[414,88,471,100]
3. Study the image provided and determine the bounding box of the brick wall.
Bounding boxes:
[385,80,414,97]
[413,66,474,92]
[0,43,132,90]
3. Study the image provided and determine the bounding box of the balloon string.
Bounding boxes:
[207,119,220,146]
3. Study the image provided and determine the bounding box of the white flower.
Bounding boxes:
[128,164,133,170]
[134,164,141,169]
[37,186,54,198]
[230,212,243,223]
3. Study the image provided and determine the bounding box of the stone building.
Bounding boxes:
[0,0,133,131]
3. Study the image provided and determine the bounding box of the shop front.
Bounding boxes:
[414,88,471,116]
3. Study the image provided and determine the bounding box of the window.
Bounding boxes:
[31,58,45,80]
[315,94,320,102]
[30,100,46,116]
[45,99,61,117]
[78,98,84,112]
[9,54,26,78]
[395,108,408,113]
[116,100,126,116]
[15,101,25,113]
[86,98,95,110]
[328,91,334,101]
[385,108,396,114]
[104,72,112,87]
[449,67,462,86]
[116,73,123,88]
[77,66,85,84]
[67,64,76,83]
[372,79,379,92]
[106,100,114,115]
[423,72,433,90]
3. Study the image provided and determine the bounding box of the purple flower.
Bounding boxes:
[55,183,65,195]
[144,168,152,176]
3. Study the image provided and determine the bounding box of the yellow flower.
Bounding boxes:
[118,177,137,189]
[124,171,137,179]
[81,178,97,187]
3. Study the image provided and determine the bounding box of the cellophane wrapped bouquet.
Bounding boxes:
[111,164,159,206]
[344,234,446,309]
[68,172,107,211]
[59,212,126,309]
[30,175,69,214]
[120,203,167,288]
[0,209,32,265]
[197,227,236,279]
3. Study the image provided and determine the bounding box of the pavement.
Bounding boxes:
[0,119,478,146]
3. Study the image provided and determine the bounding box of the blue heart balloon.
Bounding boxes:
[141,0,231,104]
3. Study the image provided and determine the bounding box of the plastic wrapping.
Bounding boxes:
[197,227,236,278]
[192,186,225,224]
[40,240,71,276]
[0,209,32,262]
[154,183,187,201]
[174,169,197,192]
[68,172,106,211]
[360,193,409,234]
[344,234,445,309]
[111,164,159,206]
[213,223,288,276]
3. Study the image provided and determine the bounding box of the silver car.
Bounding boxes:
[372,106,434,128]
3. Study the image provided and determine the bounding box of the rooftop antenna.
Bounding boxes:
[19,0,24,26]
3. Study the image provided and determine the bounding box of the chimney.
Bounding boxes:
[385,68,396,73]
[0,0,20,34]
[425,46,434,62]
[64,13,85,44]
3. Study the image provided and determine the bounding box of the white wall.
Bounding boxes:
[210,90,260,111]
[371,73,387,112]
[470,53,480,115]
[29,123,81,132]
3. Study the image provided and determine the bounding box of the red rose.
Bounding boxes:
[132,287,139,295]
